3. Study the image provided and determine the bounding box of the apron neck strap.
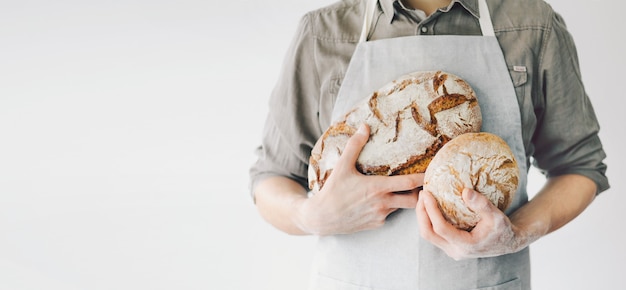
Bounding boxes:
[359,0,378,42]
[477,0,495,36]
[359,0,495,42]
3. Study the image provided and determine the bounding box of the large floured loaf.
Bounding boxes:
[423,132,519,231]
[308,71,482,192]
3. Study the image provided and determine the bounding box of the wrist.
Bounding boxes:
[509,214,548,252]
[293,193,316,235]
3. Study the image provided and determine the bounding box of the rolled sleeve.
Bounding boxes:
[248,13,323,200]
[532,12,609,193]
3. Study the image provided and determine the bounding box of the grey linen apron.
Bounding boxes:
[308,0,530,289]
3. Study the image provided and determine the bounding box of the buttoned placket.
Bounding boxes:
[416,16,438,35]
[415,11,441,35]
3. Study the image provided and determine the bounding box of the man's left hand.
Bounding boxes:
[415,188,530,260]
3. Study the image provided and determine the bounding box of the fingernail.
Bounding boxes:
[463,188,475,202]
[356,124,367,135]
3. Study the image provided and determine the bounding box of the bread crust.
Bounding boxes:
[423,132,519,231]
[308,71,482,192]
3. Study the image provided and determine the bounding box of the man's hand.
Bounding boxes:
[415,174,597,260]
[416,188,532,260]
[297,124,423,236]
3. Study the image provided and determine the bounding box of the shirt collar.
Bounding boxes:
[379,0,480,24]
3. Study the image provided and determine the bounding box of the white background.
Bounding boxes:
[0,0,624,289]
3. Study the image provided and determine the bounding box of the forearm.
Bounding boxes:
[510,174,597,246]
[254,176,310,236]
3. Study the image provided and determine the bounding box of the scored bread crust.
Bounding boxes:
[423,132,519,231]
[308,71,482,192]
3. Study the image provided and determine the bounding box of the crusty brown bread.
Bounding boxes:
[308,71,482,192]
[423,132,519,231]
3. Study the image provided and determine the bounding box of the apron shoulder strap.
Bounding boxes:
[478,0,495,36]
[359,0,378,42]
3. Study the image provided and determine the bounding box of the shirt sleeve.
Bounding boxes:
[532,11,610,194]
[248,13,323,201]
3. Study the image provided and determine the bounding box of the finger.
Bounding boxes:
[422,190,468,241]
[338,123,370,167]
[371,173,425,193]
[462,188,504,236]
[415,190,448,247]
[461,188,498,218]
[386,190,418,209]
[384,207,399,218]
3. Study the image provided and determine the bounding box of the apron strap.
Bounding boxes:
[359,0,378,42]
[359,0,495,42]
[477,0,495,36]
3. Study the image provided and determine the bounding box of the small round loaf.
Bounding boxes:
[308,71,482,192]
[423,132,519,231]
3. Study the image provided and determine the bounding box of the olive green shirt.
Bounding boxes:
[249,0,610,199]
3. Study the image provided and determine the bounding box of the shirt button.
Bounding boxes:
[421,26,428,33]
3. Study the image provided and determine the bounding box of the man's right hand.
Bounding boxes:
[296,124,423,236]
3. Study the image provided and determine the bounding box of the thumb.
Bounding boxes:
[462,188,496,215]
[340,124,370,165]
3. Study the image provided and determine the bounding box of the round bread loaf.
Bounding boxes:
[308,71,482,192]
[423,132,519,231]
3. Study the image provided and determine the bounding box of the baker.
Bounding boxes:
[249,0,610,289]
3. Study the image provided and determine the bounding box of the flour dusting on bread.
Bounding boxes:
[423,132,519,231]
[308,71,482,192]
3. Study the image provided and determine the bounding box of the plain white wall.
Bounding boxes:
[0,0,623,289]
